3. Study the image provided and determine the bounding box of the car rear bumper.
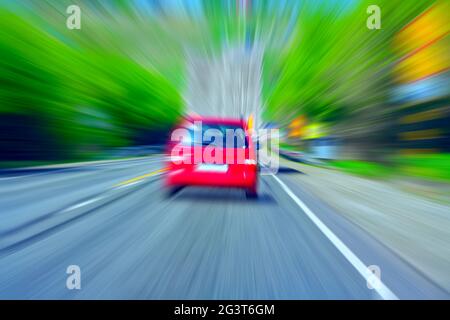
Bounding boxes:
[165,164,257,189]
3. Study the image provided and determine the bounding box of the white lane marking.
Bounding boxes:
[91,157,164,168]
[62,196,104,213]
[0,157,165,181]
[58,169,162,213]
[271,173,399,300]
[41,166,165,214]
[0,169,73,181]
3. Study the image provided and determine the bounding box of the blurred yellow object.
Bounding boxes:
[288,116,307,138]
[247,114,254,134]
[395,1,449,55]
[395,40,449,83]
[399,129,441,141]
[399,149,438,155]
[303,123,327,140]
[394,1,450,83]
[399,107,447,124]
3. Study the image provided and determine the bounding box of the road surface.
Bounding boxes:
[0,156,448,299]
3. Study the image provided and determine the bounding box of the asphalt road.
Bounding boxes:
[0,156,448,299]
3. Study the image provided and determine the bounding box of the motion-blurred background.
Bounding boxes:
[1,0,448,179]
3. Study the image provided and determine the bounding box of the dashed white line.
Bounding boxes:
[0,157,165,181]
[62,196,104,213]
[270,173,399,300]
[0,169,72,181]
[60,169,165,212]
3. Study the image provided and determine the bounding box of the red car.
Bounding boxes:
[165,116,258,198]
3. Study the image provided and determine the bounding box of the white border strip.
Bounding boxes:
[271,174,399,300]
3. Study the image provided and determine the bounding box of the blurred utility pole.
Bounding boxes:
[185,44,263,130]
[184,0,269,129]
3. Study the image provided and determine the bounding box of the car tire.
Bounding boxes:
[245,188,258,199]
[166,186,183,198]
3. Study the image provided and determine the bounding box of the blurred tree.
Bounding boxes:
[264,0,434,158]
[0,8,182,160]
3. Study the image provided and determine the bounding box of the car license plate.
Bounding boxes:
[196,164,228,173]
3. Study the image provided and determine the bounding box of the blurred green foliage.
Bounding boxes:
[393,154,450,182]
[328,154,450,182]
[0,0,447,169]
[329,160,391,178]
[265,0,433,124]
[0,8,182,160]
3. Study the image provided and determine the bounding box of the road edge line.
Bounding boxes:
[270,173,399,300]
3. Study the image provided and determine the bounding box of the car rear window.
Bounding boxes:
[182,123,248,148]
